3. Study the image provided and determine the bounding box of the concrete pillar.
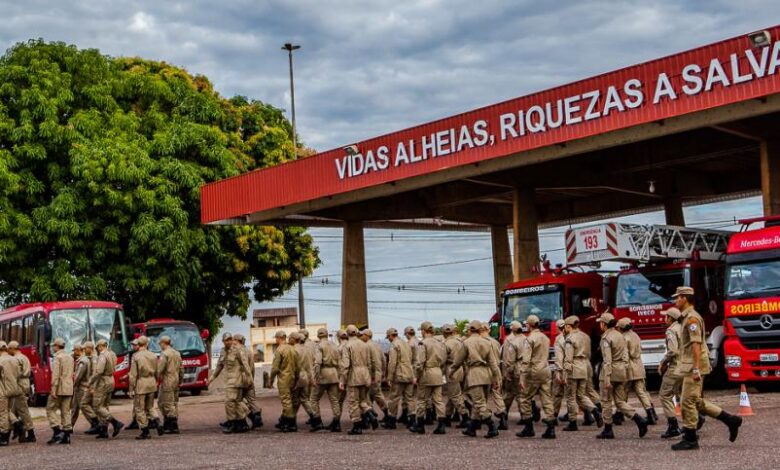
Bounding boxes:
[761,139,780,217]
[663,196,685,226]
[341,221,368,329]
[512,188,540,281]
[490,225,514,307]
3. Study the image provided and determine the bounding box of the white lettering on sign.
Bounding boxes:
[334,41,780,180]
[575,226,606,253]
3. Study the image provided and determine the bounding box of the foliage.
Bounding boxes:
[453,318,470,336]
[0,40,319,336]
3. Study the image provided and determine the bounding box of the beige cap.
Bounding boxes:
[274,330,287,339]
[616,317,632,328]
[404,326,415,335]
[346,325,359,335]
[386,327,398,336]
[97,338,109,347]
[441,324,455,334]
[337,329,347,338]
[136,336,149,346]
[597,313,615,324]
[233,333,246,343]
[53,337,66,347]
[526,315,540,326]
[159,335,172,345]
[509,321,522,332]
[7,340,20,349]
[0,341,7,350]
[671,286,694,298]
[361,329,373,338]
[83,341,95,349]
[467,320,482,331]
[564,316,579,326]
[299,329,309,339]
[556,319,565,329]
[289,332,301,341]
[72,343,82,351]
[419,321,434,332]
[222,332,233,341]
[317,328,328,338]
[662,307,683,320]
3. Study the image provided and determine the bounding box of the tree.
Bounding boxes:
[0,40,320,335]
[453,318,470,336]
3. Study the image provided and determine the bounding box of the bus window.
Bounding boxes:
[10,318,22,343]
[23,315,35,345]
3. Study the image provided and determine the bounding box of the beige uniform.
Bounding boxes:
[79,354,98,422]
[339,337,377,423]
[157,347,182,419]
[216,347,252,420]
[563,329,597,417]
[386,337,415,416]
[659,321,683,418]
[501,333,525,413]
[47,350,74,431]
[312,339,341,419]
[679,307,722,429]
[129,349,158,428]
[414,337,447,418]
[0,352,22,434]
[551,333,567,416]
[599,328,635,424]
[451,335,500,420]
[624,329,653,409]
[242,345,259,417]
[486,336,504,414]
[368,340,387,410]
[11,352,33,432]
[270,343,299,419]
[71,354,92,425]
[443,336,467,416]
[90,349,117,425]
[517,330,553,421]
[293,343,315,418]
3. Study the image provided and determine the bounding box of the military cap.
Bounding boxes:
[136,335,149,346]
[556,319,565,329]
[288,332,301,341]
[361,329,373,338]
[526,315,540,326]
[299,329,310,339]
[159,335,172,345]
[83,341,95,349]
[441,324,455,334]
[564,315,579,326]
[596,312,615,324]
[386,327,398,336]
[616,317,632,328]
[222,332,233,341]
[337,329,347,338]
[671,286,694,298]
[419,321,434,332]
[317,327,328,338]
[7,340,20,349]
[274,330,287,338]
[53,337,66,347]
[346,324,359,335]
[404,326,415,335]
[97,338,109,347]
[467,320,482,331]
[662,307,683,320]
[0,341,7,350]
[71,343,82,350]
[233,333,246,343]
[509,320,523,331]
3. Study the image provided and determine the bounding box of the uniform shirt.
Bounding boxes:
[90,349,116,388]
[451,335,500,387]
[679,307,711,375]
[368,340,386,382]
[599,328,628,383]
[518,329,552,386]
[51,349,75,397]
[0,352,22,398]
[486,335,501,377]
[294,343,314,388]
[129,349,158,395]
[623,330,646,380]
[501,333,525,381]
[313,340,340,385]
[158,347,183,391]
[387,337,414,384]
[270,343,300,388]
[225,346,252,388]
[661,321,682,376]
[407,336,421,370]
[74,354,93,390]
[563,329,590,380]
[415,336,447,386]
[339,336,376,387]
[13,352,31,392]
[553,332,566,375]
[444,335,465,383]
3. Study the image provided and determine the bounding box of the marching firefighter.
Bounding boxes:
[125,339,141,431]
[269,330,300,432]
[362,329,390,424]
[0,341,23,447]
[551,319,567,423]
[128,336,159,439]
[157,335,183,434]
[312,328,342,432]
[409,321,447,435]
[384,327,415,429]
[501,321,524,423]
[340,324,378,435]
[442,324,468,429]
[209,333,253,434]
[290,333,316,429]
[516,315,556,439]
[618,317,658,425]
[79,342,99,434]
[480,323,506,430]
[658,307,684,438]
[8,341,34,443]
[233,334,262,430]
[91,339,124,439]
[562,316,603,431]
[46,338,74,444]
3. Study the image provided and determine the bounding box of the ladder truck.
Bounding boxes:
[566,222,731,377]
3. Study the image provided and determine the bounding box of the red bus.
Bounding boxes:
[0,301,132,405]
[131,318,210,395]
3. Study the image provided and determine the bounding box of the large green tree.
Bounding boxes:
[0,40,319,335]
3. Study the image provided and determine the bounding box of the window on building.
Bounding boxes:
[10,318,23,343]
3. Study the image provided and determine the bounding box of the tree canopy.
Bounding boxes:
[0,40,319,334]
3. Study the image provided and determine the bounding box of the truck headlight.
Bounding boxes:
[725,355,742,368]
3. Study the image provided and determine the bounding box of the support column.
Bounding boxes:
[761,139,780,217]
[341,221,368,329]
[663,196,685,226]
[490,225,513,308]
[512,188,540,281]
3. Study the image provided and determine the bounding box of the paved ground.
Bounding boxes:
[4,383,777,470]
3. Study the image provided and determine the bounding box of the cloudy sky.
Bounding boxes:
[3,1,779,337]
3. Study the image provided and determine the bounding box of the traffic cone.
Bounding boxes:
[737,384,754,417]
[673,395,681,417]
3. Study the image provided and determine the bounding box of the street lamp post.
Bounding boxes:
[281,42,305,328]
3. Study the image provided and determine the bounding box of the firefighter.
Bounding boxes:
[385,327,415,429]
[618,317,658,425]
[157,335,183,434]
[209,333,252,434]
[479,323,506,430]
[79,341,99,434]
[409,321,447,435]
[0,341,22,447]
[658,307,684,438]
[125,339,141,431]
[269,331,300,432]
[442,324,468,428]
[91,339,124,439]
[290,333,316,429]
[128,336,159,440]
[8,341,34,443]
[46,338,74,444]
[595,313,648,439]
[516,315,556,439]
[403,326,420,426]
[361,329,389,424]
[340,324,379,435]
[312,328,342,432]
[671,286,742,451]
[501,321,524,423]
[551,319,567,423]
[562,316,603,431]
[233,334,262,430]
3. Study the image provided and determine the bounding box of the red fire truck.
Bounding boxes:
[723,216,780,386]
[131,318,211,395]
[0,301,132,405]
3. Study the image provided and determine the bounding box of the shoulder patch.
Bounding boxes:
[602,340,609,349]
[687,318,697,324]
[689,324,698,332]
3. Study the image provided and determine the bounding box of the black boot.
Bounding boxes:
[0,432,9,447]
[645,408,657,425]
[168,417,181,434]
[613,411,625,425]
[408,416,426,434]
[433,417,447,435]
[380,408,390,425]
[558,412,569,423]
[563,420,578,431]
[716,410,743,442]
[347,421,363,435]
[592,407,604,428]
[252,411,263,429]
[532,401,541,422]
[484,417,499,439]
[126,418,139,430]
[671,427,699,451]
[596,423,614,439]
[136,427,151,440]
[461,417,479,437]
[47,427,62,445]
[95,425,109,439]
[152,418,164,436]
[661,417,681,438]
[405,414,416,429]
[309,416,325,432]
[329,418,342,433]
[11,420,22,441]
[697,414,706,430]
[367,410,379,430]
[282,416,297,433]
[85,418,101,435]
[456,413,471,429]
[633,414,648,438]
[398,408,409,425]
[425,407,435,425]
[450,412,460,427]
[222,420,236,434]
[650,407,660,424]
[24,430,36,443]
[516,418,535,438]
[497,412,508,430]
[582,409,596,426]
[381,415,397,429]
[110,418,124,437]
[541,420,556,439]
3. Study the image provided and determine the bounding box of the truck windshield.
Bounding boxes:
[49,308,130,356]
[145,324,206,357]
[503,286,563,327]
[616,269,688,307]
[727,259,780,299]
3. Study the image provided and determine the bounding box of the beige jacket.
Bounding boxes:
[387,337,414,384]
[339,337,376,387]
[129,349,158,395]
[158,347,183,391]
[415,336,446,386]
[51,349,75,397]
[600,328,629,383]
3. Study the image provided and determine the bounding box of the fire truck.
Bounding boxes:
[723,216,780,386]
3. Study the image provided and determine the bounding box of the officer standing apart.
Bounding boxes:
[157,335,183,434]
[91,339,124,439]
[129,336,160,440]
[671,286,742,451]
[269,331,300,433]
[340,324,378,435]
[595,313,648,439]
[46,337,74,444]
[516,315,556,439]
[658,307,684,438]
[384,327,415,429]
[409,321,447,435]
[8,341,34,443]
[311,328,342,432]
[0,341,22,447]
